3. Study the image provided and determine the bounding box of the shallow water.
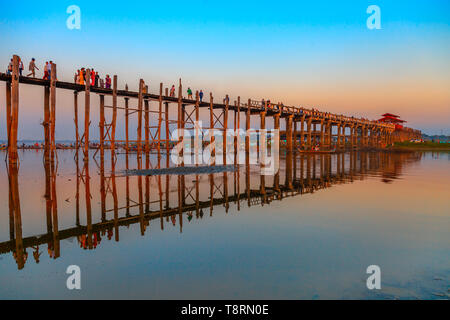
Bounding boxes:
[0,150,449,299]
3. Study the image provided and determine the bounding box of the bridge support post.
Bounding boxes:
[6,78,12,153]
[125,97,129,151]
[350,125,355,149]
[99,94,105,153]
[274,111,280,184]
[111,76,117,153]
[293,120,297,151]
[210,94,215,165]
[8,55,20,163]
[181,103,186,167]
[158,83,163,163]
[307,117,312,149]
[320,120,325,149]
[357,125,362,149]
[49,63,56,160]
[338,123,343,150]
[260,104,266,168]
[84,69,90,160]
[43,86,50,160]
[144,86,150,153]
[363,126,367,147]
[327,121,332,149]
[164,87,169,155]
[246,98,251,157]
[300,114,305,151]
[74,91,79,149]
[194,91,200,166]
[370,126,376,147]
[236,96,241,165]
[224,95,229,165]
[99,125,106,222]
[137,79,144,158]
[286,114,293,154]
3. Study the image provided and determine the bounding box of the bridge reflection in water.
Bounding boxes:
[2,150,422,270]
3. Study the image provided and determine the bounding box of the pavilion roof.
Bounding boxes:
[381,113,400,118]
[378,116,406,123]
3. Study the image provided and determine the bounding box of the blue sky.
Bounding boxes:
[0,0,449,138]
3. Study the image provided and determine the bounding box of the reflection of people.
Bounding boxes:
[32,245,42,264]
[143,220,150,233]
[13,249,28,269]
[7,58,13,75]
[47,242,54,258]
[107,228,113,240]
[78,234,87,249]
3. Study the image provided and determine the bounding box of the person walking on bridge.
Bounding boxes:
[90,69,95,86]
[43,61,49,80]
[47,61,53,81]
[79,68,85,85]
[7,59,13,75]
[27,58,39,77]
[199,90,204,102]
[105,75,111,89]
[187,87,193,99]
[170,85,176,97]
[19,58,24,76]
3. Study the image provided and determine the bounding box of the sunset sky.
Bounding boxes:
[0,0,449,139]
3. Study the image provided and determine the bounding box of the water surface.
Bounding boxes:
[0,150,449,299]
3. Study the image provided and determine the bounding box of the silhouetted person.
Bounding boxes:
[27,58,39,77]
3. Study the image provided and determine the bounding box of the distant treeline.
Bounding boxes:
[422,134,449,142]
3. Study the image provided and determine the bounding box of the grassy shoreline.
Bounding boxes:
[388,141,450,152]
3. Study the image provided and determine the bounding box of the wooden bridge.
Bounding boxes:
[1,55,422,166]
[1,54,423,270]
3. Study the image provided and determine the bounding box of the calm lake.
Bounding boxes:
[0,150,449,299]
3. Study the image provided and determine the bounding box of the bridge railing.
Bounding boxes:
[240,100,396,130]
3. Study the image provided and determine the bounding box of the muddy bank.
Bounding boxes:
[122,165,238,176]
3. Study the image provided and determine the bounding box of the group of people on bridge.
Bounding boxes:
[6,56,56,80]
[74,68,112,89]
[167,85,205,102]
